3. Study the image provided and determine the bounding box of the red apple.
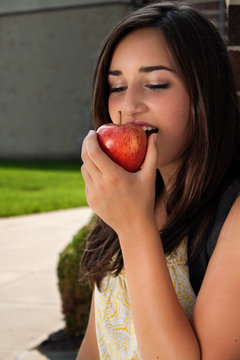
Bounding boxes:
[97,123,148,172]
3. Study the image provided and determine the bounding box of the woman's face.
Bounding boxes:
[108,27,190,182]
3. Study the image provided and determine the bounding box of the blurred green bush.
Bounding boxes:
[57,220,93,335]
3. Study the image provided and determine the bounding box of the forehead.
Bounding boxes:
[109,27,175,70]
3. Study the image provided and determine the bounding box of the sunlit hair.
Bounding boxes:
[81,1,240,289]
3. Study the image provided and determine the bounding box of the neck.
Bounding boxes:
[158,161,180,193]
[155,193,167,231]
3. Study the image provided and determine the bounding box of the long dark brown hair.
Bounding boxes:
[81,2,240,289]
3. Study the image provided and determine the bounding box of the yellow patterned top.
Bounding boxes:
[95,238,196,359]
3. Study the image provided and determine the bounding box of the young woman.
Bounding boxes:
[77,2,240,359]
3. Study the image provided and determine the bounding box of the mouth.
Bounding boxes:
[126,121,159,137]
[141,126,159,138]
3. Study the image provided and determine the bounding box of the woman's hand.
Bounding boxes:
[81,130,158,235]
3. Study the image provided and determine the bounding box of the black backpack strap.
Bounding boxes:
[189,179,240,295]
[206,180,240,258]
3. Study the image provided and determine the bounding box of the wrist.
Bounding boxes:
[117,214,159,247]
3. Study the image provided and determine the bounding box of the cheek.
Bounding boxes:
[171,95,190,137]
[172,92,190,121]
[172,111,190,146]
[159,96,190,149]
[179,101,191,139]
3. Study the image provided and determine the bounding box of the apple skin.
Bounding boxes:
[96,123,148,172]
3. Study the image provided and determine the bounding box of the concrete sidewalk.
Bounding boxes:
[0,207,93,360]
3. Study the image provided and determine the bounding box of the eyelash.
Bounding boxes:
[146,83,169,90]
[109,83,170,93]
[109,86,127,94]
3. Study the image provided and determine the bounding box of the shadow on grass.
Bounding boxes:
[0,160,82,171]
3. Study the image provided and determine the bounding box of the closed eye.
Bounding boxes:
[146,83,170,90]
[109,86,127,94]
[109,83,170,94]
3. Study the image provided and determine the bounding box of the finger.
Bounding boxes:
[81,165,93,208]
[83,152,103,179]
[81,163,93,186]
[81,130,95,163]
[141,133,158,174]
[86,131,124,175]
[81,131,103,177]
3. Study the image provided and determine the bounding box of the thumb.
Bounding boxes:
[141,133,158,174]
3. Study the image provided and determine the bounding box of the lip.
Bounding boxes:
[126,120,158,129]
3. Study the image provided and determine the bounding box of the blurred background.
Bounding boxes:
[0,0,237,162]
[0,0,134,161]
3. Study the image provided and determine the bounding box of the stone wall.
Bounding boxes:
[0,1,132,160]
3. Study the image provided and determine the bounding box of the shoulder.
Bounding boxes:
[200,190,240,291]
[220,193,240,241]
[210,194,240,269]
[191,195,240,358]
[205,179,240,259]
[200,191,240,287]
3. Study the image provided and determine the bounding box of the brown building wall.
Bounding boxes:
[144,0,228,39]
[144,0,239,105]
[227,0,240,105]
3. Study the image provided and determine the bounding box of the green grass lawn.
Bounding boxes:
[0,160,88,217]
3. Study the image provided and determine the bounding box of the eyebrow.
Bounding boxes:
[139,65,175,73]
[108,65,175,76]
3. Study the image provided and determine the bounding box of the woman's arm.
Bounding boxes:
[117,218,200,360]
[76,291,100,360]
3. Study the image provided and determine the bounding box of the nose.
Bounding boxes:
[122,85,148,121]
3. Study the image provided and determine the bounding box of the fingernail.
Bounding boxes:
[88,130,95,135]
